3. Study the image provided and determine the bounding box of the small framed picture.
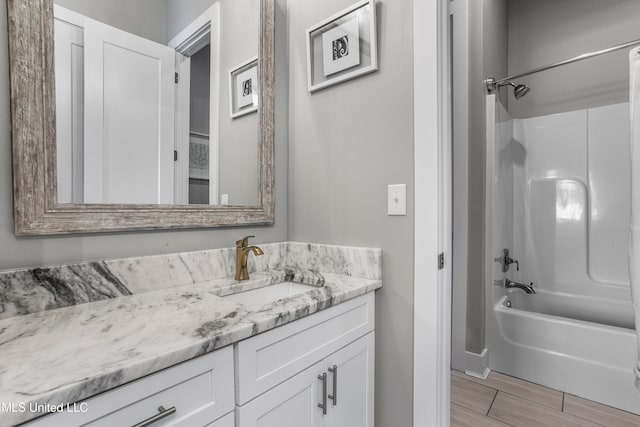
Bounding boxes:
[189,132,209,180]
[229,57,258,119]
[306,0,377,92]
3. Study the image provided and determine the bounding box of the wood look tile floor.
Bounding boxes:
[451,370,640,427]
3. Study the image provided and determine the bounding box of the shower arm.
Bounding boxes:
[485,37,640,92]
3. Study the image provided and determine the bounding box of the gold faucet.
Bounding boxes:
[235,236,264,281]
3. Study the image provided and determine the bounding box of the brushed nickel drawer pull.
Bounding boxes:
[318,373,327,415]
[131,405,176,427]
[328,365,338,405]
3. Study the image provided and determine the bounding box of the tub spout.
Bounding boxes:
[505,279,535,294]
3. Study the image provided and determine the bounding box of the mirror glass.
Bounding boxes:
[53,0,260,206]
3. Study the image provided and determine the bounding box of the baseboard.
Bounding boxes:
[465,348,490,379]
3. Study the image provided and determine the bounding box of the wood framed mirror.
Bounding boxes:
[7,0,274,235]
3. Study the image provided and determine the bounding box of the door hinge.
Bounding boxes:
[174,72,179,84]
[174,150,178,161]
[438,253,445,270]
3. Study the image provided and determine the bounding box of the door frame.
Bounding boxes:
[413,0,452,425]
[169,4,221,205]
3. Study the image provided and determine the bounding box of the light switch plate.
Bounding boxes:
[388,184,407,216]
[221,194,229,205]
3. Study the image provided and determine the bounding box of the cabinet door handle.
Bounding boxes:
[131,405,176,427]
[317,373,327,415]
[328,365,338,405]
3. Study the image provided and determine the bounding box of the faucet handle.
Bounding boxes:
[236,235,256,248]
[498,249,520,272]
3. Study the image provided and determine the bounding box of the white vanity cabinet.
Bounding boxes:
[235,293,375,427]
[206,412,235,427]
[21,292,376,427]
[23,347,235,427]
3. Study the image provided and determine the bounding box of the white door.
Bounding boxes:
[83,18,176,204]
[54,7,85,203]
[325,333,375,427]
[237,361,326,427]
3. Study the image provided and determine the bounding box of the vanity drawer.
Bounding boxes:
[25,347,234,427]
[235,292,374,404]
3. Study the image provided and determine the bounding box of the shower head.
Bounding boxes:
[484,77,531,100]
[510,82,531,99]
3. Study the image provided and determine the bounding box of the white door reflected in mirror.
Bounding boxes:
[53,0,260,206]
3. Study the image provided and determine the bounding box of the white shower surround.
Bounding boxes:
[484,94,640,414]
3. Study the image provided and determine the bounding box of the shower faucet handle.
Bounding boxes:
[496,249,519,273]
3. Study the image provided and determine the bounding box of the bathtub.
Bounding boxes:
[503,290,635,329]
[490,289,640,414]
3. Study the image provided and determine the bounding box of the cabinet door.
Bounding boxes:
[205,411,234,427]
[325,332,375,427]
[235,293,375,405]
[237,361,326,427]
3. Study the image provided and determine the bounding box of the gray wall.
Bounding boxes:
[189,46,211,205]
[461,0,508,356]
[0,0,288,270]
[217,0,259,206]
[190,45,211,135]
[508,0,640,118]
[54,0,167,44]
[166,0,218,41]
[167,0,259,206]
[286,0,415,425]
[464,0,485,357]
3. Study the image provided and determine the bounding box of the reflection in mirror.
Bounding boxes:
[53,0,260,206]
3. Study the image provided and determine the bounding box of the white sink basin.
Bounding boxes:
[223,282,317,307]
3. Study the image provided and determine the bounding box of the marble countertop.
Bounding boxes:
[0,270,381,426]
